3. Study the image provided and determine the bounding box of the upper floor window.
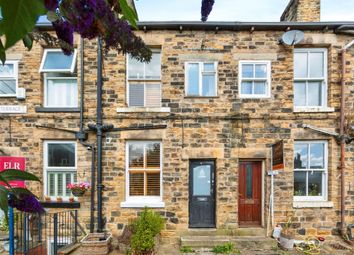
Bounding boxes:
[185,62,217,97]
[44,141,77,199]
[294,48,327,108]
[239,61,271,98]
[127,50,161,107]
[40,49,78,108]
[0,61,18,97]
[294,141,327,201]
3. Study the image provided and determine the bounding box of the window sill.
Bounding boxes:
[35,107,80,113]
[293,201,333,208]
[117,107,170,113]
[293,107,335,113]
[120,200,165,208]
[184,96,219,99]
[239,95,271,99]
[41,201,80,209]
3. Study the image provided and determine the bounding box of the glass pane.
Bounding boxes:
[203,63,215,72]
[187,63,199,96]
[129,173,144,196]
[294,171,306,196]
[307,81,322,106]
[310,143,325,169]
[202,74,216,96]
[129,83,144,107]
[308,171,322,196]
[0,64,14,76]
[294,143,308,169]
[146,173,160,196]
[309,52,324,78]
[255,64,267,78]
[128,56,144,79]
[145,53,161,79]
[0,80,16,95]
[193,165,211,196]
[254,81,266,95]
[146,143,160,168]
[57,173,63,196]
[46,79,78,107]
[294,52,308,78]
[48,143,75,167]
[242,64,253,78]
[145,83,161,107]
[294,82,306,106]
[43,51,75,70]
[241,81,252,94]
[246,164,253,199]
[129,143,144,168]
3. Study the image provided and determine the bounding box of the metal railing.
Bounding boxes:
[12,209,84,255]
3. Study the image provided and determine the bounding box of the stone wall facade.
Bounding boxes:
[0,26,353,243]
[281,0,321,22]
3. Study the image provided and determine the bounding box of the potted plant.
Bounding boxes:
[69,196,75,203]
[44,196,51,202]
[67,182,90,197]
[56,196,63,203]
[279,213,295,250]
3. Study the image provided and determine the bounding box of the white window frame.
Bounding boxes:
[0,60,18,97]
[293,140,328,202]
[126,50,162,107]
[43,73,78,108]
[184,61,218,97]
[238,60,271,98]
[121,141,164,208]
[293,48,328,109]
[39,49,77,73]
[43,141,77,200]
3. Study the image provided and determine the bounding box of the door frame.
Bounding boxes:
[189,159,216,228]
[238,159,265,227]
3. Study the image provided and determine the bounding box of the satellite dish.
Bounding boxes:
[280,30,304,46]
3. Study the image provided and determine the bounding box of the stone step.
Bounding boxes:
[58,243,81,255]
[232,236,277,250]
[230,228,266,237]
[178,228,229,237]
[180,236,230,248]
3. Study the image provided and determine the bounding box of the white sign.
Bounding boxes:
[0,105,27,114]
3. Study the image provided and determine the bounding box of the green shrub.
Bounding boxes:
[180,246,194,253]
[212,242,239,254]
[130,208,165,254]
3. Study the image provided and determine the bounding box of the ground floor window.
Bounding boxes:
[293,141,327,201]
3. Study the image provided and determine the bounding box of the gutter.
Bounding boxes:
[339,40,354,235]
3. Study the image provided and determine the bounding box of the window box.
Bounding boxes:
[185,62,218,97]
[239,60,271,98]
[0,61,18,97]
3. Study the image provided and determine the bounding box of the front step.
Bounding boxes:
[232,236,277,250]
[231,228,266,237]
[180,236,230,248]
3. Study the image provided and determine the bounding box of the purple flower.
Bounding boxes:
[8,193,45,214]
[201,0,215,22]
[44,0,59,11]
[53,20,74,55]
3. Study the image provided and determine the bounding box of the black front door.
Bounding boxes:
[189,160,216,228]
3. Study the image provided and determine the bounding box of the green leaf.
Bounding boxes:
[119,0,138,29]
[0,0,46,49]
[0,169,41,183]
[0,186,9,219]
[22,34,33,50]
[0,39,5,64]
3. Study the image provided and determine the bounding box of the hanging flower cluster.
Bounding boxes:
[201,0,215,22]
[8,193,45,214]
[45,0,151,62]
[67,182,91,192]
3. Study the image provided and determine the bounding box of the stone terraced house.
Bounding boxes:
[0,0,353,245]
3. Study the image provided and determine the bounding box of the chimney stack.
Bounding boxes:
[281,0,321,22]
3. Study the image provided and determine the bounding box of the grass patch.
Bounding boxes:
[212,242,239,254]
[180,246,194,253]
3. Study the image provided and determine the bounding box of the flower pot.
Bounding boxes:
[72,189,86,197]
[56,197,63,203]
[279,234,294,250]
[69,197,75,203]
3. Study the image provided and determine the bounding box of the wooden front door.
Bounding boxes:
[189,160,216,228]
[238,161,262,226]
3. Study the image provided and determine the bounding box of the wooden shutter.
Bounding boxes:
[146,173,160,196]
[145,83,161,107]
[129,83,144,107]
[129,173,144,196]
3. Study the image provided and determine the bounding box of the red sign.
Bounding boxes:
[0,156,26,188]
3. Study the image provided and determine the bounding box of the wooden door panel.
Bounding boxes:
[238,161,262,226]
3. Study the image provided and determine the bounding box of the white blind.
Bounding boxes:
[46,78,78,107]
[146,84,161,107]
[129,84,144,107]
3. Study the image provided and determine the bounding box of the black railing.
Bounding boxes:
[13,210,84,255]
